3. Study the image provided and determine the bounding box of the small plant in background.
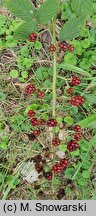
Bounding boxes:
[0,0,96,200]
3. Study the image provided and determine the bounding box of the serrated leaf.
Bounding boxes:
[14,21,37,40]
[57,63,91,77]
[4,0,35,21]
[64,116,74,125]
[59,17,85,41]
[36,0,59,24]
[71,0,93,17]
[10,70,19,78]
[78,114,96,128]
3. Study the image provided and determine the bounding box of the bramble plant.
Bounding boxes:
[0,0,96,199]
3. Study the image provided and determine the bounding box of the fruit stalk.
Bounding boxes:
[51,19,57,198]
[52,19,57,117]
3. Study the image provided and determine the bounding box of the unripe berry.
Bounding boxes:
[71,76,81,86]
[68,44,74,52]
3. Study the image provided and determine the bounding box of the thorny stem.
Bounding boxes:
[51,19,57,198]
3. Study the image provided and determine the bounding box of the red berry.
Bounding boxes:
[40,119,46,125]
[66,87,73,95]
[74,132,82,141]
[24,84,36,95]
[71,76,81,86]
[67,140,79,152]
[37,91,45,99]
[68,44,74,52]
[70,95,85,106]
[49,44,56,52]
[44,172,52,181]
[27,110,35,118]
[60,159,69,168]
[47,118,57,127]
[58,41,68,51]
[29,33,37,42]
[52,137,61,146]
[52,159,69,174]
[35,164,43,173]
[30,118,40,126]
[33,129,40,137]
[73,125,82,132]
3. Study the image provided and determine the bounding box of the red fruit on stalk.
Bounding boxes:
[33,129,40,137]
[66,87,73,95]
[37,91,45,99]
[67,140,79,152]
[74,132,82,141]
[52,159,69,174]
[70,95,85,106]
[44,172,52,181]
[24,84,36,95]
[52,137,61,146]
[73,125,82,132]
[30,118,40,126]
[58,41,68,51]
[47,118,57,127]
[49,44,56,52]
[29,33,37,42]
[27,110,35,117]
[40,119,46,125]
[71,76,81,86]
[68,44,74,52]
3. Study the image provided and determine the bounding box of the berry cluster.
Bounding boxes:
[66,87,73,95]
[24,84,45,98]
[29,33,37,42]
[58,41,74,52]
[52,137,61,146]
[44,171,52,181]
[70,95,85,106]
[25,84,36,95]
[71,76,81,86]
[47,118,57,127]
[52,159,69,174]
[67,140,79,152]
[49,44,56,52]
[27,110,35,118]
[67,125,82,152]
[37,91,45,98]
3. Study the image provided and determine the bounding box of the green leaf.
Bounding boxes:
[34,41,42,50]
[21,71,28,79]
[59,16,85,41]
[0,93,6,101]
[36,0,59,24]
[0,16,6,28]
[71,0,93,17]
[82,170,90,179]
[4,0,35,21]
[14,21,37,40]
[64,116,74,125]
[84,94,96,104]
[25,104,39,114]
[10,70,19,78]
[65,168,75,179]
[59,144,67,152]
[78,114,96,128]
[57,63,91,77]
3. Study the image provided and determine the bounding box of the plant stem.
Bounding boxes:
[51,19,57,198]
[52,19,57,117]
